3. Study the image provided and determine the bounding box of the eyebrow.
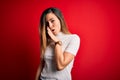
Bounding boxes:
[48,18,54,21]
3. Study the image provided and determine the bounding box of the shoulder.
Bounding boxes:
[71,34,80,39]
[66,34,80,41]
[64,34,80,55]
[60,33,80,43]
[63,34,80,44]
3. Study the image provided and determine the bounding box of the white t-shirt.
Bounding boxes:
[40,32,80,80]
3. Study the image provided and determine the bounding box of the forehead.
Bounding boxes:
[45,13,58,21]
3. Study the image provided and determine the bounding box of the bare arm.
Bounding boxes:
[35,65,40,80]
[55,44,74,70]
[47,27,75,70]
[35,60,44,80]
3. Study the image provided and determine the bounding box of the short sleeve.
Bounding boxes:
[65,34,80,56]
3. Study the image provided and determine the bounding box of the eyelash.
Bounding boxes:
[51,20,54,23]
[46,20,55,26]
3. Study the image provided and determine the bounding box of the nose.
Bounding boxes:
[48,22,53,29]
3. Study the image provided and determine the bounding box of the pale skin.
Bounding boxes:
[35,60,44,80]
[46,12,75,70]
[35,12,75,80]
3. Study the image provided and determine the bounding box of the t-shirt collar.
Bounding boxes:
[55,32,64,37]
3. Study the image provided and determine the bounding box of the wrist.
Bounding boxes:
[55,41,62,46]
[53,38,59,42]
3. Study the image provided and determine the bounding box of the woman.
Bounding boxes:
[35,7,80,80]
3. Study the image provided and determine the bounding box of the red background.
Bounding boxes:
[0,0,120,80]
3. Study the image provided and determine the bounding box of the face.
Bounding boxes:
[45,12,61,35]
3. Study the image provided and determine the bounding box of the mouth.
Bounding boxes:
[51,29,55,32]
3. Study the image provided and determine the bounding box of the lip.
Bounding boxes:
[51,29,55,32]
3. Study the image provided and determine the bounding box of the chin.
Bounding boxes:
[53,32,56,35]
[54,32,58,36]
[54,33,57,36]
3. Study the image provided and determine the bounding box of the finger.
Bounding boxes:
[47,27,50,32]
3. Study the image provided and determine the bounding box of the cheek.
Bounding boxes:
[55,22,61,29]
[58,23,61,31]
[58,21,61,29]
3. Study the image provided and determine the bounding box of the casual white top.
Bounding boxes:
[40,32,80,80]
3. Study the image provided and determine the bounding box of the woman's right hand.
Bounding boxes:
[47,27,59,42]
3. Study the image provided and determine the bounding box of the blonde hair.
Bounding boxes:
[40,7,70,60]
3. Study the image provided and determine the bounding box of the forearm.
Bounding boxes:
[55,44,65,70]
[35,60,44,80]
[54,42,75,71]
[35,65,40,80]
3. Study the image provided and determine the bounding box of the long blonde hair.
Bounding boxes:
[40,7,70,60]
